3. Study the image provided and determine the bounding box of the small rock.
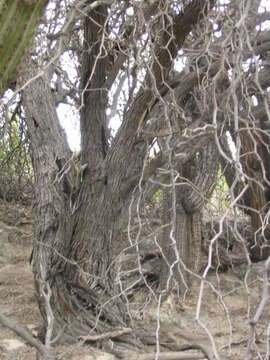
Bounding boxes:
[26,324,38,337]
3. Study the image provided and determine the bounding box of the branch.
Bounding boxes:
[246,69,270,97]
[109,1,217,192]
[241,99,270,122]
[244,257,270,360]
[121,128,214,200]
[128,352,207,360]
[104,1,161,90]
[150,0,217,89]
[79,3,108,165]
[252,30,270,58]
[256,11,270,26]
[107,72,127,124]
[0,312,54,359]
[104,53,127,90]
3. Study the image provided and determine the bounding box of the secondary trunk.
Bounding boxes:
[159,140,218,295]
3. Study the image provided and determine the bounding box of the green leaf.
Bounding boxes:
[0,0,48,92]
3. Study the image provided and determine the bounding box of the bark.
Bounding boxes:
[107,0,216,197]
[13,1,270,356]
[19,5,125,341]
[159,139,219,294]
[18,0,218,347]
[18,57,77,339]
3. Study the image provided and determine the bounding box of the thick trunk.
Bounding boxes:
[21,69,124,341]
[159,140,219,295]
[19,6,127,343]
[18,0,218,347]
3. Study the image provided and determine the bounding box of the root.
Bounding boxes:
[79,327,132,343]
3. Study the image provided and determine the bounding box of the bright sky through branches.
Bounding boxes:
[59,0,270,153]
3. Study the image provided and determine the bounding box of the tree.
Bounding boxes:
[1,0,270,359]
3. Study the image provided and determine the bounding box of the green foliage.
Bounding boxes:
[153,189,162,205]
[209,167,230,213]
[0,0,48,92]
[0,113,33,203]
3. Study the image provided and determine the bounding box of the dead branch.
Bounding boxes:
[128,352,207,360]
[244,256,270,360]
[104,1,161,90]
[0,311,55,360]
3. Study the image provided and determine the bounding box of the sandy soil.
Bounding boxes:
[0,202,269,359]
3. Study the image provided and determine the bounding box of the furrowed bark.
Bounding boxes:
[19,57,72,281]
[159,139,219,294]
[18,0,219,346]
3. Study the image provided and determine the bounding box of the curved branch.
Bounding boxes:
[104,1,161,90]
[108,1,217,201]
[0,311,53,359]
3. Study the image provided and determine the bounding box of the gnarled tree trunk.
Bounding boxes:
[19,0,217,346]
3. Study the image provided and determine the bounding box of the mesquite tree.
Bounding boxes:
[2,0,270,358]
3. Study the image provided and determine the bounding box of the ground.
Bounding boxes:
[0,201,269,359]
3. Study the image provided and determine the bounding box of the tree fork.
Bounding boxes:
[18,0,219,345]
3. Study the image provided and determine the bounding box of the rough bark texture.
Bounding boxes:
[7,2,270,360]
[159,140,219,294]
[18,0,219,346]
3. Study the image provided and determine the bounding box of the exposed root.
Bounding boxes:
[79,327,132,343]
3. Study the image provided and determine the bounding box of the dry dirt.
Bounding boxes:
[0,201,269,359]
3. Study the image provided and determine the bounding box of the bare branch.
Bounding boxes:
[0,312,54,359]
